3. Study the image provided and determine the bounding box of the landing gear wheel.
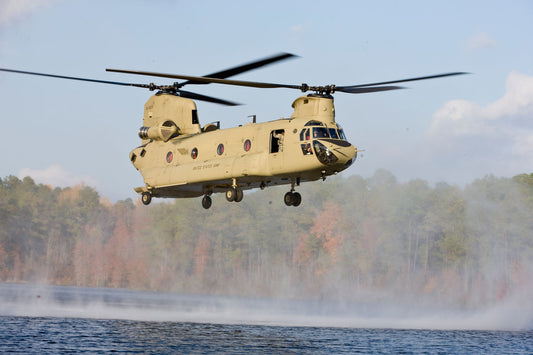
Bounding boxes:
[292,192,302,207]
[235,188,244,202]
[284,192,294,206]
[226,187,237,202]
[284,191,302,207]
[202,195,212,209]
[141,192,152,205]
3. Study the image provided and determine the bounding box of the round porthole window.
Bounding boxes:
[244,139,251,152]
[217,143,224,155]
[166,151,173,163]
[191,147,198,159]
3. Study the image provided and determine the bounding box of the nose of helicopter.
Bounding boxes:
[337,142,358,169]
[313,139,357,170]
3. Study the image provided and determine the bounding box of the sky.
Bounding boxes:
[0,0,532,201]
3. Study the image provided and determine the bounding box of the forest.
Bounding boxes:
[1,171,532,310]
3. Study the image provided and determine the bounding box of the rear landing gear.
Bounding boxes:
[226,187,236,202]
[202,180,244,209]
[225,187,243,202]
[226,178,243,203]
[235,188,243,202]
[141,192,152,205]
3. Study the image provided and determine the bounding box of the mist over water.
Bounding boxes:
[2,174,533,333]
[1,284,531,331]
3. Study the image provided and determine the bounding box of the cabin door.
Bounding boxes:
[269,129,285,173]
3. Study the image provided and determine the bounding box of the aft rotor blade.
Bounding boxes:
[106,68,301,90]
[336,85,406,94]
[181,52,297,86]
[0,68,150,88]
[179,90,240,106]
[338,72,469,90]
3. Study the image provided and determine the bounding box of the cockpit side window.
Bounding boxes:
[299,128,310,141]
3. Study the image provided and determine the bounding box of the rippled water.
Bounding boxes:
[1,284,532,353]
[2,317,532,354]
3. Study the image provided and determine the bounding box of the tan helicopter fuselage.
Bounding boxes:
[130,93,357,199]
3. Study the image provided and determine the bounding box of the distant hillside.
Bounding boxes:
[1,172,532,309]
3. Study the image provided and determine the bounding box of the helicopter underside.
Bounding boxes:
[134,155,354,209]
[136,168,336,199]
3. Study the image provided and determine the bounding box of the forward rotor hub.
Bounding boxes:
[301,84,336,95]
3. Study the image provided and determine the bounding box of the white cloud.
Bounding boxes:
[423,71,533,180]
[18,165,99,188]
[429,71,533,137]
[466,32,496,51]
[429,99,488,136]
[0,0,60,27]
[484,71,533,119]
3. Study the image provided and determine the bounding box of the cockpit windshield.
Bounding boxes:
[300,125,347,141]
[312,127,330,139]
[328,128,339,139]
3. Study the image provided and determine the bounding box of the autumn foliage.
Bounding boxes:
[1,172,533,308]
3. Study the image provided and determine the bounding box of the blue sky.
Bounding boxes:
[1,0,532,201]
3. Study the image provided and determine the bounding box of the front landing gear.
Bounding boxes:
[284,191,302,207]
[202,195,212,209]
[284,177,302,207]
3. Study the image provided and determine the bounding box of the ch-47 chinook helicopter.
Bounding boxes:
[0,53,466,209]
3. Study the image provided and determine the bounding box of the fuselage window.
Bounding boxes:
[329,128,339,139]
[217,143,224,155]
[192,110,200,124]
[191,147,198,159]
[192,110,199,125]
[313,127,330,139]
[166,151,173,163]
[244,139,251,152]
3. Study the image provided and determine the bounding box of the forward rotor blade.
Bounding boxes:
[181,52,297,86]
[338,72,469,89]
[0,68,149,88]
[106,68,301,90]
[179,90,240,106]
[336,85,405,94]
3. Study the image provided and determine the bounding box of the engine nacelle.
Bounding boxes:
[138,120,179,142]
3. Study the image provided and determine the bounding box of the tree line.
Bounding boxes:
[1,171,532,308]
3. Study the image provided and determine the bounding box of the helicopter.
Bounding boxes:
[0,54,466,209]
